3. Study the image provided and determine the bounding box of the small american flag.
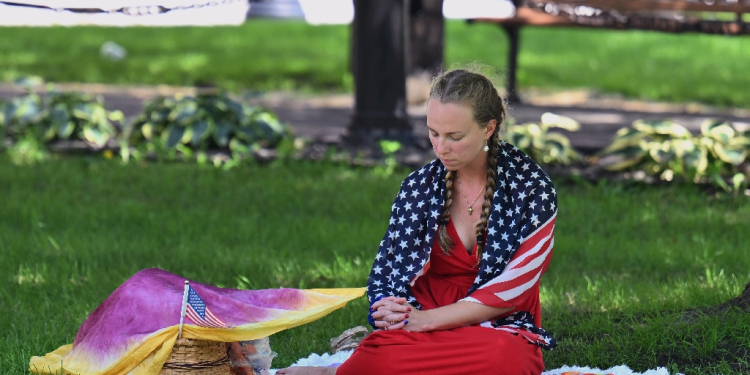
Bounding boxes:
[185,285,227,328]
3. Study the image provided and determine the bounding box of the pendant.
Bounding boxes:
[468,207,473,215]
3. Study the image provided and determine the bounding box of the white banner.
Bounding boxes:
[0,0,249,26]
[2,0,228,11]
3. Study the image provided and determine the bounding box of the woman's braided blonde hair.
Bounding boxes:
[430,69,507,260]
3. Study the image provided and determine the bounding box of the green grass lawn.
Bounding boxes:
[2,20,750,107]
[2,155,749,374]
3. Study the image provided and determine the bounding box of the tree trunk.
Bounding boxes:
[346,0,413,147]
[407,0,444,76]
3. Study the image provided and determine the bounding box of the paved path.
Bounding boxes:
[2,83,748,154]
[246,91,750,154]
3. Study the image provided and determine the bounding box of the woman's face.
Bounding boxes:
[427,100,496,171]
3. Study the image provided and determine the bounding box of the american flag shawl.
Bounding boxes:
[185,285,228,328]
[366,140,557,349]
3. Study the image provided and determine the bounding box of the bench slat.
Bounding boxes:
[471,0,750,105]
[478,3,750,34]
[532,0,750,14]
[474,7,573,26]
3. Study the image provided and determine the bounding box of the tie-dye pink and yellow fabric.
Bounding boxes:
[29,268,365,375]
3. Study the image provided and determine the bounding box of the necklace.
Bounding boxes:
[456,174,485,215]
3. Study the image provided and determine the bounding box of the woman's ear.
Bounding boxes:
[484,119,498,140]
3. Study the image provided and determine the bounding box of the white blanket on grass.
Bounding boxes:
[270,351,680,375]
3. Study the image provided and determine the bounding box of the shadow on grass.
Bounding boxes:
[543,288,750,375]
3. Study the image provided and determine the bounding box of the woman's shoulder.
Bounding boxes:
[495,141,557,216]
[400,159,445,188]
[497,141,555,190]
[494,142,558,234]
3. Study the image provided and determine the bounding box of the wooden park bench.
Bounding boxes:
[473,0,750,103]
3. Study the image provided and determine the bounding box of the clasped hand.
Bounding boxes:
[370,296,414,331]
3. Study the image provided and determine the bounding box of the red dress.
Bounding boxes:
[336,220,545,375]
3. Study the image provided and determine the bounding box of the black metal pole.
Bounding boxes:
[501,24,521,105]
[503,0,523,104]
[408,0,445,76]
[346,0,413,147]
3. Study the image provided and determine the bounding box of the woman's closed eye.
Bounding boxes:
[430,131,463,140]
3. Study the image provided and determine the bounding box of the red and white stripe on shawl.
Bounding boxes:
[486,323,554,347]
[186,305,227,328]
[409,253,431,288]
[461,213,556,307]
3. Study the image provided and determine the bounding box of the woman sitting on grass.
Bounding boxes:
[279,69,557,375]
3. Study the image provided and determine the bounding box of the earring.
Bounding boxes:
[483,141,489,152]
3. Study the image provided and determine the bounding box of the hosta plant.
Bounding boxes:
[2,92,45,140]
[2,90,123,148]
[46,92,123,147]
[504,112,582,165]
[599,119,750,191]
[125,92,291,160]
[7,136,48,165]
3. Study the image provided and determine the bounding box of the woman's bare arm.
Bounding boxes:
[371,297,513,332]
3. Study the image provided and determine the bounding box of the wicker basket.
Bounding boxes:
[160,338,230,375]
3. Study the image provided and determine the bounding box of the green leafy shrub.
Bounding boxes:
[1,87,291,166]
[599,119,750,191]
[125,92,291,161]
[7,136,47,165]
[372,140,402,177]
[2,92,45,140]
[46,92,123,147]
[1,90,123,148]
[504,112,582,165]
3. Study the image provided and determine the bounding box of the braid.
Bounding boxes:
[438,171,455,254]
[474,82,505,260]
[474,129,501,260]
